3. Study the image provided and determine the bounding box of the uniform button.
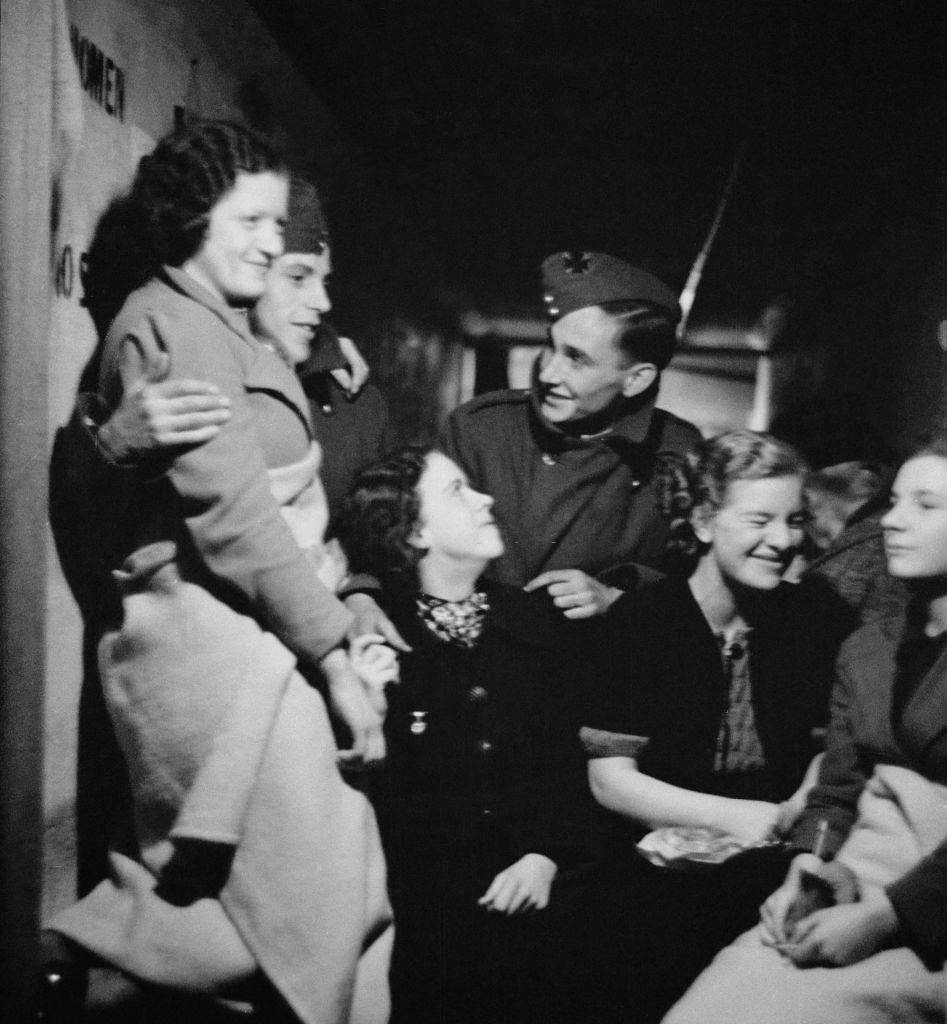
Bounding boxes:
[476,738,494,756]
[320,403,334,416]
[630,477,641,489]
[467,685,488,703]
[480,807,493,819]
[541,453,556,466]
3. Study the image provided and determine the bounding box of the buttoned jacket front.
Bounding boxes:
[371,582,593,874]
[440,388,701,587]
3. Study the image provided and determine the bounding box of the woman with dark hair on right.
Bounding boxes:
[337,446,594,1024]
[663,432,947,1024]
[581,430,849,1022]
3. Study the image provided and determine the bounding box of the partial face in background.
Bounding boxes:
[183,170,288,306]
[804,477,852,551]
[695,475,807,592]
[412,452,504,564]
[804,461,888,550]
[537,306,655,424]
[252,248,332,365]
[881,454,947,581]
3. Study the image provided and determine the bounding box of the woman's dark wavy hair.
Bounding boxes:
[129,119,286,268]
[336,446,432,595]
[656,429,808,576]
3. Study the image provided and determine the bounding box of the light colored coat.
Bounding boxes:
[52,269,391,1023]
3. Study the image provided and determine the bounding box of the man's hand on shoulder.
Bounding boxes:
[524,568,622,619]
[329,335,370,396]
[97,351,231,463]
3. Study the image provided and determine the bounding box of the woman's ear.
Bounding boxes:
[691,502,715,544]
[407,522,430,551]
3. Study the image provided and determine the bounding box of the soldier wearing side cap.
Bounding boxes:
[440,251,701,617]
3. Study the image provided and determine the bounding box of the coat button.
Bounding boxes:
[476,738,494,756]
[541,453,556,466]
[467,685,488,703]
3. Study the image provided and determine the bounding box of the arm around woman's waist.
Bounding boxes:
[102,294,352,664]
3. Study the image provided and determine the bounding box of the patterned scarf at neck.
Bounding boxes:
[416,591,490,648]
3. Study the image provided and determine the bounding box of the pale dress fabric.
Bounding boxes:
[270,442,347,592]
[52,448,392,1024]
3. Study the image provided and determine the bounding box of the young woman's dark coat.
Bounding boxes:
[371,580,595,1024]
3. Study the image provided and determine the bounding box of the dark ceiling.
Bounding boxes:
[249,0,943,332]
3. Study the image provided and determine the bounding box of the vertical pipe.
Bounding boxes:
[747,354,773,431]
[0,1,78,1015]
[677,142,747,341]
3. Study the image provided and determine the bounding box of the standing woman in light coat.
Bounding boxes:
[48,121,392,1024]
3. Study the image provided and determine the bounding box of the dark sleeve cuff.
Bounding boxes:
[338,573,382,600]
[598,561,664,593]
[74,392,138,469]
[786,812,852,860]
[521,842,590,875]
[886,845,947,963]
[579,725,651,760]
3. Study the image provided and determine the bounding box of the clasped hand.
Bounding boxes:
[321,646,388,770]
[760,853,897,967]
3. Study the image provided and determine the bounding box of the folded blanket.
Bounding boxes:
[52,543,392,1023]
[662,765,947,1024]
[837,763,947,891]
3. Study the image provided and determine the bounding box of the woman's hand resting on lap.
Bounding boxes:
[781,889,898,967]
[478,854,558,915]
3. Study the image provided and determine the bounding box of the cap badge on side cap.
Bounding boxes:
[563,250,591,275]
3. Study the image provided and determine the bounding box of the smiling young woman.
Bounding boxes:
[580,430,851,1022]
[663,434,947,1024]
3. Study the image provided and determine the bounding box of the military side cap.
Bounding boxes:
[541,251,678,319]
[284,177,329,255]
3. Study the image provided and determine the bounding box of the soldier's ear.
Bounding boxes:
[621,361,657,398]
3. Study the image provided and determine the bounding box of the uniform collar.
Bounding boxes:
[527,361,657,453]
[297,327,347,379]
